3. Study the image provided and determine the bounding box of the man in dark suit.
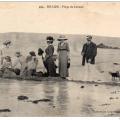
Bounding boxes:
[81,35,97,66]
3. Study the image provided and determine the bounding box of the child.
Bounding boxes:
[26,51,38,77]
[2,56,16,77]
[36,48,45,77]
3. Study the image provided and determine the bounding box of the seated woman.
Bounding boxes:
[26,51,38,77]
[1,56,16,77]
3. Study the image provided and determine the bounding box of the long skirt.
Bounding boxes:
[59,51,69,78]
[45,57,56,77]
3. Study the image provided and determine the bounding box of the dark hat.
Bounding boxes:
[16,51,21,55]
[46,36,54,42]
[3,40,11,45]
[29,51,36,56]
[58,35,68,41]
[38,48,44,55]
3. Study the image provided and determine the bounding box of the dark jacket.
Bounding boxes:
[82,42,97,58]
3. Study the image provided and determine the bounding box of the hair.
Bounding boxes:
[5,56,11,62]
[46,36,54,44]
[38,48,44,56]
[46,36,54,41]
[29,51,36,56]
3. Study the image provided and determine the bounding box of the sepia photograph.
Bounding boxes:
[0,1,119,117]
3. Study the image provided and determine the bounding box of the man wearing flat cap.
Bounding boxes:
[81,35,97,66]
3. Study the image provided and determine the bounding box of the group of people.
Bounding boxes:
[0,35,70,79]
[0,34,97,79]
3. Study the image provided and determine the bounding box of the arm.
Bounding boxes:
[81,44,86,56]
[66,42,70,59]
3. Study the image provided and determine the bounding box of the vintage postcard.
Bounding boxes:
[0,1,119,117]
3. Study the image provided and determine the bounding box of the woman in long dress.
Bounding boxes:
[44,36,56,77]
[57,35,70,79]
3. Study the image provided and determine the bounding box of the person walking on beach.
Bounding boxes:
[44,36,56,77]
[81,35,97,66]
[57,35,70,79]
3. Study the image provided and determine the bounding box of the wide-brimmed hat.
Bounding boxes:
[29,51,36,56]
[57,35,67,41]
[46,36,54,42]
[3,40,11,45]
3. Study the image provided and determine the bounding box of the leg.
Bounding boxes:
[82,56,86,66]
[91,57,95,64]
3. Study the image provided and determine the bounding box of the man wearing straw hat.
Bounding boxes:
[81,35,97,66]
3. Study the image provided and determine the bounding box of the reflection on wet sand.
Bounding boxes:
[0,79,120,116]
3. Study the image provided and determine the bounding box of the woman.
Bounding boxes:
[44,36,56,77]
[57,35,70,79]
[36,48,45,77]
[26,51,38,77]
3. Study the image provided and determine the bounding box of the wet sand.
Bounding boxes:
[0,78,120,116]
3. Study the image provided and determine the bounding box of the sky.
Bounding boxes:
[0,2,120,37]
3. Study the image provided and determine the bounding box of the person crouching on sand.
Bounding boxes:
[26,51,38,77]
[13,52,27,77]
[1,56,16,77]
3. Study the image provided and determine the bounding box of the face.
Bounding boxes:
[86,37,92,44]
[60,39,64,43]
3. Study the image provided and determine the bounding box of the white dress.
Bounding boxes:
[36,56,45,73]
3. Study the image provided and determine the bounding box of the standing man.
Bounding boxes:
[81,35,97,66]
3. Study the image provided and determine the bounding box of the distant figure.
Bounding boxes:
[57,35,70,79]
[81,35,97,66]
[0,40,12,66]
[44,36,56,77]
[13,52,26,76]
[1,56,15,77]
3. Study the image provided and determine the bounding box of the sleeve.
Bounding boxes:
[94,43,97,56]
[66,42,70,52]
[57,43,60,52]
[81,44,86,53]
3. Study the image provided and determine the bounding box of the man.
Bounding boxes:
[81,35,97,66]
[13,51,27,76]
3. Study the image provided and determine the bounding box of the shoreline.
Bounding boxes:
[1,76,120,86]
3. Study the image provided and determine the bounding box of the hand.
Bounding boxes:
[81,52,84,56]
